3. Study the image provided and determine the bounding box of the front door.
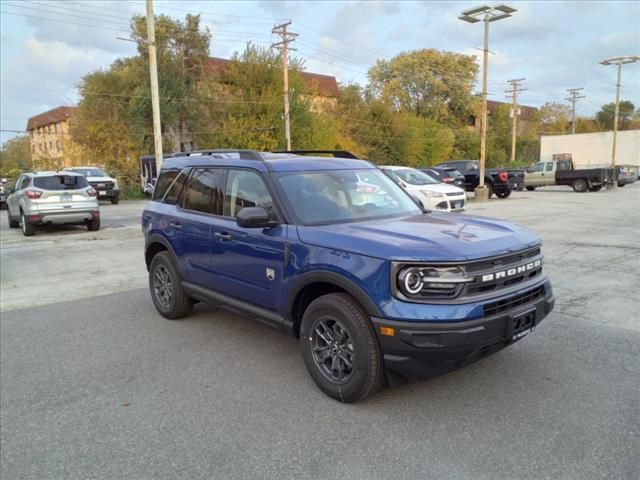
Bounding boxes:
[525,162,545,186]
[210,168,286,313]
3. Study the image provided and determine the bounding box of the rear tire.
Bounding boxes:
[618,183,625,188]
[572,179,588,192]
[588,185,602,192]
[87,216,100,231]
[299,293,384,403]
[20,212,35,237]
[495,189,512,199]
[525,186,536,191]
[110,195,120,205]
[7,209,19,228]
[149,251,193,320]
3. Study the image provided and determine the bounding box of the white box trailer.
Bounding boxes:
[540,130,640,169]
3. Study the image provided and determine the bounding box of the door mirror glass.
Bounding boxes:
[236,207,278,228]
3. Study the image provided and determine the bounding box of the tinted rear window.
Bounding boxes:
[153,170,179,201]
[34,175,88,190]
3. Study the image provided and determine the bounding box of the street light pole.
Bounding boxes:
[145,0,163,176]
[600,55,639,190]
[459,4,516,202]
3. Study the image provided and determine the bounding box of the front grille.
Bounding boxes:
[90,181,114,190]
[446,192,462,197]
[483,285,545,316]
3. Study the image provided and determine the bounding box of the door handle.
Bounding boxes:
[214,232,233,241]
[169,222,182,230]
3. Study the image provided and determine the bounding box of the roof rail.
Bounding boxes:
[273,150,359,159]
[166,149,264,161]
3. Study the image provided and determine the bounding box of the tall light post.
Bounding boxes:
[600,55,639,189]
[459,4,516,202]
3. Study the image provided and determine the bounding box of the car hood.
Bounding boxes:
[296,212,541,262]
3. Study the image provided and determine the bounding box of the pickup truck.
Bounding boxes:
[524,159,615,192]
[436,160,519,198]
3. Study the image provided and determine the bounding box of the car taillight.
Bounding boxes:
[26,190,42,199]
[498,172,508,183]
[442,178,453,182]
[87,188,97,197]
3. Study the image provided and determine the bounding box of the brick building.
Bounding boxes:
[26,106,78,169]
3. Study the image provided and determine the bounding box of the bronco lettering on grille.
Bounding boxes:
[481,260,541,282]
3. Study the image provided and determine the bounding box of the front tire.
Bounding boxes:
[572,179,588,192]
[525,186,536,191]
[149,251,193,320]
[21,212,35,236]
[300,293,384,403]
[588,185,602,192]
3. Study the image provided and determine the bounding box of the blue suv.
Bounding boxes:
[142,150,554,402]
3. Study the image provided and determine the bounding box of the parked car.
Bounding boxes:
[64,167,120,204]
[0,178,7,209]
[435,160,517,198]
[616,166,636,187]
[6,171,100,236]
[420,167,465,189]
[524,159,614,192]
[142,149,554,402]
[380,166,467,212]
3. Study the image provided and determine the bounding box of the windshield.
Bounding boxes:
[34,175,88,190]
[392,169,439,185]
[277,169,421,225]
[71,168,106,177]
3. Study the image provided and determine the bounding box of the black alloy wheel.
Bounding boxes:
[311,318,355,385]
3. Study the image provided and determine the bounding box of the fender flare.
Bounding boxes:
[285,270,383,321]
[145,233,178,269]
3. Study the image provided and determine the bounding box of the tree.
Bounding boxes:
[0,136,31,177]
[73,14,211,175]
[538,102,571,134]
[595,100,635,130]
[368,49,479,126]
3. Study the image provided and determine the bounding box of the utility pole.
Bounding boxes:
[600,55,639,189]
[271,21,298,151]
[565,87,585,134]
[145,0,163,175]
[459,4,516,201]
[505,78,526,163]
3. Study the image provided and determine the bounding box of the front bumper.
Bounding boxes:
[371,288,555,380]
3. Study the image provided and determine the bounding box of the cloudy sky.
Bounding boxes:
[1,0,639,143]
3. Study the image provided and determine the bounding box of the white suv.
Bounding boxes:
[64,167,120,204]
[380,166,467,211]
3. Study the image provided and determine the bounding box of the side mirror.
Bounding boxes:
[409,194,428,213]
[236,207,279,229]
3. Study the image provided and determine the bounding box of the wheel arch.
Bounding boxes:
[285,271,382,338]
[145,233,178,271]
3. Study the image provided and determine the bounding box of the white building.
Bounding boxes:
[540,130,640,168]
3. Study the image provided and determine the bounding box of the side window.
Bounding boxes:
[531,163,544,172]
[224,169,275,219]
[152,170,178,201]
[183,168,224,214]
[545,162,554,172]
[163,170,188,205]
[19,176,31,190]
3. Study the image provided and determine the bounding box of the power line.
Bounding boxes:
[0,10,130,33]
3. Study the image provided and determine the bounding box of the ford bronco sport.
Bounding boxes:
[142,150,554,402]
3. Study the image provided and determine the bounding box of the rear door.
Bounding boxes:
[175,168,226,288]
[209,168,286,312]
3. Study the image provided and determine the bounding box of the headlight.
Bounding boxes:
[421,190,443,198]
[395,265,472,300]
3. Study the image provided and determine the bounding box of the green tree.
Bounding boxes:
[0,136,31,177]
[595,100,635,130]
[368,48,479,126]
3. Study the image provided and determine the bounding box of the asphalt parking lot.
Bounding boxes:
[1,186,639,480]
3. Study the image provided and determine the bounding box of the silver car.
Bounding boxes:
[6,171,100,236]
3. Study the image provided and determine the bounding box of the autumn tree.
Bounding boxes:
[367,49,479,126]
[538,102,571,134]
[0,136,31,177]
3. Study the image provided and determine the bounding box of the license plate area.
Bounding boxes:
[510,307,536,341]
[60,193,72,202]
